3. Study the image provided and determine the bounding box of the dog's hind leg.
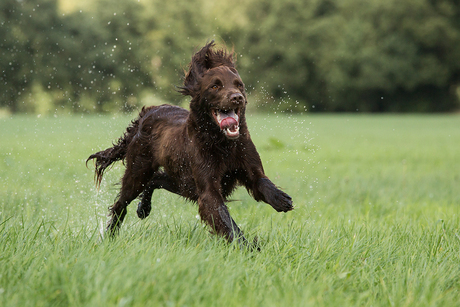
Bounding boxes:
[107,165,152,236]
[136,172,179,219]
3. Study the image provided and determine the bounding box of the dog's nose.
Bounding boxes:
[229,93,244,105]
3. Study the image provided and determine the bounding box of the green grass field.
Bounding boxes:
[1,113,459,306]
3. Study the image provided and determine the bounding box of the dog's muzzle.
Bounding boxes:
[212,109,240,139]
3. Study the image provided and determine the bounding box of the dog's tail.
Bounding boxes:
[86,107,150,188]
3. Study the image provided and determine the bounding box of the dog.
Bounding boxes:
[87,41,293,247]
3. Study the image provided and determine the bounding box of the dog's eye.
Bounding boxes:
[211,85,219,90]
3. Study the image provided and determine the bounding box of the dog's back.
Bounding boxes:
[135,104,188,141]
[133,104,192,179]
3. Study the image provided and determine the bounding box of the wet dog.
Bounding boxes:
[87,41,293,247]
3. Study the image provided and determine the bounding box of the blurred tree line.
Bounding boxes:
[1,0,460,113]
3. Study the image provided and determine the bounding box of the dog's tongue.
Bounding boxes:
[216,110,239,138]
[219,116,238,130]
[217,110,238,129]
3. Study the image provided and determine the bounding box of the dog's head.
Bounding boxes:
[180,41,247,140]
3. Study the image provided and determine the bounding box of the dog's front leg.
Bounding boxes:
[198,187,248,246]
[253,177,293,212]
[239,141,293,213]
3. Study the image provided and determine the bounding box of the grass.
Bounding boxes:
[1,113,459,306]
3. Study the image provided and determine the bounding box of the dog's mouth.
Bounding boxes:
[212,109,240,139]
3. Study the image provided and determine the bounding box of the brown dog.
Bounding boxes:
[87,41,293,247]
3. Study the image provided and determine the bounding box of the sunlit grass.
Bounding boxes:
[1,113,459,306]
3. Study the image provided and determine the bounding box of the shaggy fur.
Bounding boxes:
[87,41,293,247]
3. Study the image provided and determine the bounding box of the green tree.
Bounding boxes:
[239,0,460,112]
[0,0,59,111]
[313,0,460,111]
[0,0,156,113]
[2,0,459,113]
[61,0,154,112]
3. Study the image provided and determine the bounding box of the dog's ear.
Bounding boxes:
[178,41,214,97]
[179,40,235,97]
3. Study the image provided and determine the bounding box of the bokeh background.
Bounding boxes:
[1,0,460,114]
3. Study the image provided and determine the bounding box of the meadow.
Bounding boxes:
[1,112,459,306]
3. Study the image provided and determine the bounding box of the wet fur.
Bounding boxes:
[87,41,293,248]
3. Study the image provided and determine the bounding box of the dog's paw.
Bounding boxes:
[271,190,293,212]
[136,202,151,219]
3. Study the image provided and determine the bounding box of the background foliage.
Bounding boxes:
[1,0,460,113]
